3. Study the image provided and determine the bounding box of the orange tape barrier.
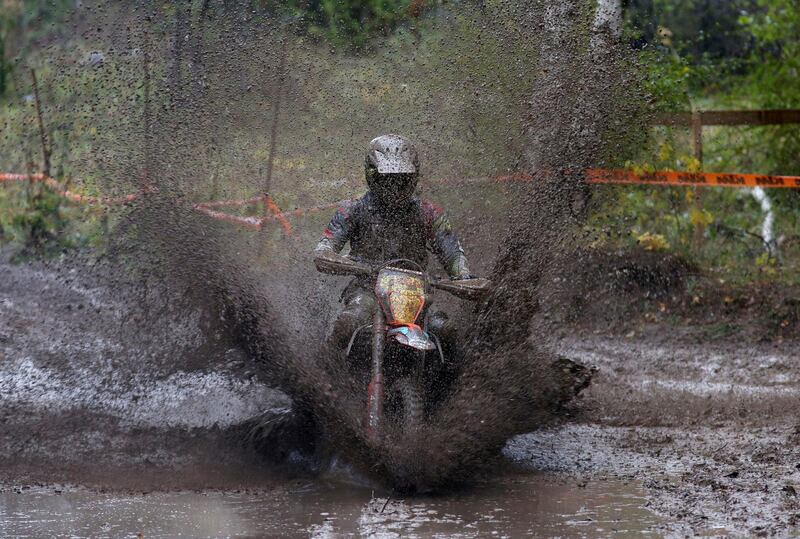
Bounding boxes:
[193,206,264,230]
[586,168,800,189]
[8,167,800,236]
[264,196,294,236]
[1,172,142,204]
[0,173,46,182]
[193,196,346,236]
[488,169,800,188]
[194,195,265,209]
[195,168,800,233]
[193,196,280,231]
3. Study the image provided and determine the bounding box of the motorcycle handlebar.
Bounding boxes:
[313,250,374,276]
[314,251,492,301]
[430,277,492,301]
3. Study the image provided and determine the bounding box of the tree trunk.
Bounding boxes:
[751,187,778,257]
[167,2,189,95]
[190,0,210,91]
[593,0,623,38]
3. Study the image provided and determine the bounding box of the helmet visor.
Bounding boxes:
[370,172,418,206]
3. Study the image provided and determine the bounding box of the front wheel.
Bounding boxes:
[393,378,424,430]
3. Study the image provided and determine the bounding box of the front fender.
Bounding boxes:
[387,325,437,351]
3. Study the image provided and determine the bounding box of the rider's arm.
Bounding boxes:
[314,202,369,275]
[422,201,472,280]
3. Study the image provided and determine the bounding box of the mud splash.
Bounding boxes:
[0,249,294,490]
[104,0,641,490]
[2,0,646,492]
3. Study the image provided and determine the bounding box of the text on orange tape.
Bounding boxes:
[586,169,800,188]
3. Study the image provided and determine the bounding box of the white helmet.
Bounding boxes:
[365,134,420,207]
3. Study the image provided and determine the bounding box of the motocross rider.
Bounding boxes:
[314,134,473,349]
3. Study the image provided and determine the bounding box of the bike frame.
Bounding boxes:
[366,307,386,442]
[315,253,491,443]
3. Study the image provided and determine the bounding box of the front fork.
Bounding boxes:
[366,306,385,443]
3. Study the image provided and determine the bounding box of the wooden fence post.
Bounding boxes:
[259,38,287,255]
[691,110,704,248]
[30,69,50,179]
[142,30,152,189]
[264,37,286,208]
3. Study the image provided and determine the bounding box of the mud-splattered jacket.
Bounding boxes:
[315,191,471,279]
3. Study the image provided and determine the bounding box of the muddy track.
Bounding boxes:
[0,251,290,491]
[2,255,798,535]
[542,333,800,536]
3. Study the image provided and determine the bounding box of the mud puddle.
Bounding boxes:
[0,472,663,538]
[3,257,797,536]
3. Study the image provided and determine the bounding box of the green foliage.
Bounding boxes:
[637,47,691,111]
[734,0,800,108]
[709,0,800,203]
[0,181,71,256]
[696,0,800,244]
[0,0,74,98]
[626,0,756,86]
[616,0,800,283]
[262,0,429,48]
[636,231,670,251]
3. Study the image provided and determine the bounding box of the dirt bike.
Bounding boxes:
[321,256,491,442]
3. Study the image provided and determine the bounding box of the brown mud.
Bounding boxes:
[5,0,795,534]
[0,474,663,538]
[543,333,800,537]
[3,254,799,536]
[0,249,290,492]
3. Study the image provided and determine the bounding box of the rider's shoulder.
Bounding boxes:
[418,198,445,220]
[333,196,363,215]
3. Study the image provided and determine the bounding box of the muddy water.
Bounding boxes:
[9,255,792,536]
[0,473,661,538]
